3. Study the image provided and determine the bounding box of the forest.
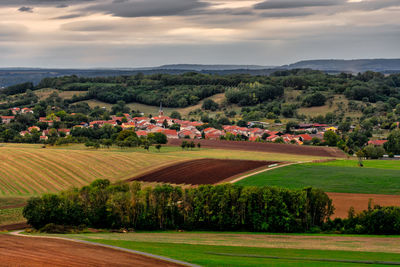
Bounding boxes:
[1,69,400,109]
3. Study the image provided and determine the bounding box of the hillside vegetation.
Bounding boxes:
[2,70,400,125]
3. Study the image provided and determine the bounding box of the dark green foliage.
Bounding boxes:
[384,129,400,154]
[202,99,219,111]
[3,82,34,95]
[23,180,334,232]
[302,92,326,107]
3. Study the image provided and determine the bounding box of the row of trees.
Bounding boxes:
[24,180,333,232]
[24,179,400,234]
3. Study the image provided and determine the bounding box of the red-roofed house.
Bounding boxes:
[28,126,40,132]
[21,108,33,114]
[135,130,148,137]
[161,129,179,139]
[58,129,71,136]
[297,134,312,142]
[368,140,387,146]
[0,116,15,124]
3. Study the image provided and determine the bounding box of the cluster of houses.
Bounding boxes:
[0,105,391,146]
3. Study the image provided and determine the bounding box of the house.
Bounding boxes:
[178,129,197,139]
[28,126,40,132]
[135,130,148,137]
[40,136,48,141]
[0,116,15,124]
[161,129,179,139]
[297,134,313,142]
[204,128,224,140]
[10,107,21,115]
[121,122,136,130]
[20,131,29,136]
[58,129,71,136]
[368,140,387,146]
[21,108,33,114]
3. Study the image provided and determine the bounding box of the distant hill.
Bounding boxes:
[1,59,400,88]
[285,59,400,73]
[155,64,272,71]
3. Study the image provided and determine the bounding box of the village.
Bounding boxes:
[1,104,387,148]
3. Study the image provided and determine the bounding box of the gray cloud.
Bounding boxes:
[0,0,94,7]
[83,0,209,17]
[18,6,33,12]
[254,0,343,10]
[52,13,85,19]
[259,11,313,18]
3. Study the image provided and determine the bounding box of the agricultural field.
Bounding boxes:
[0,144,181,197]
[0,234,180,267]
[168,139,346,158]
[0,142,329,198]
[130,159,278,185]
[31,231,400,266]
[236,160,400,194]
[236,159,400,217]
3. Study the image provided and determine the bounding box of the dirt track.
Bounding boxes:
[0,234,182,267]
[328,192,400,218]
[168,139,346,158]
[129,159,277,185]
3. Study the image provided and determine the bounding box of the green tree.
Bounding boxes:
[323,131,339,146]
[384,129,400,154]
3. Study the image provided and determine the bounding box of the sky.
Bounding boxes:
[0,0,399,68]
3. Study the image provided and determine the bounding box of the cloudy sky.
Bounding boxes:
[0,0,399,68]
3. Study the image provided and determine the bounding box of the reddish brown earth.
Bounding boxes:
[129,159,278,185]
[0,234,182,267]
[328,192,400,218]
[0,222,29,231]
[168,139,346,158]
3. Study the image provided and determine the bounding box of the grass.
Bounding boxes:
[0,207,24,226]
[87,240,400,266]
[236,162,400,194]
[32,231,400,266]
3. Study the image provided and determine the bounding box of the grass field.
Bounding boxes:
[35,232,400,266]
[236,160,400,194]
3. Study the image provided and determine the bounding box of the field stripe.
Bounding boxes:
[207,252,400,265]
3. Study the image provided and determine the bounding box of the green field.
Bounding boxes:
[236,160,400,194]
[34,232,400,266]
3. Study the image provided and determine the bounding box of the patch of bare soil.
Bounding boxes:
[0,234,182,267]
[328,192,400,218]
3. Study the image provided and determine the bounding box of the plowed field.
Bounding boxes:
[328,192,400,218]
[129,159,278,185]
[0,235,182,267]
[168,139,346,158]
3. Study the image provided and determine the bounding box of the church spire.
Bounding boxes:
[159,102,164,116]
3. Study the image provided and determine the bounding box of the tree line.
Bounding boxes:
[24,180,333,232]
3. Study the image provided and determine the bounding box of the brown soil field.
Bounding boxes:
[328,192,400,218]
[168,139,346,158]
[0,222,29,231]
[0,234,182,267]
[128,159,277,185]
